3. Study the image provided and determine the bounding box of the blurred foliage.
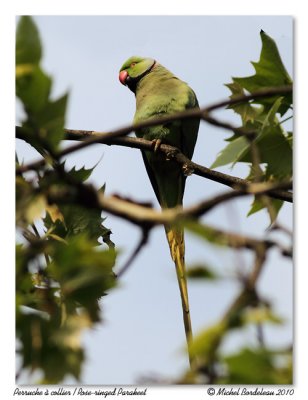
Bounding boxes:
[16,16,116,383]
[211,30,293,221]
[220,347,292,384]
[183,216,292,384]
[186,264,220,280]
[16,18,292,385]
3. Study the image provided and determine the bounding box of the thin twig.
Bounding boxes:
[269,222,293,237]
[205,85,292,112]
[116,229,149,278]
[222,244,267,325]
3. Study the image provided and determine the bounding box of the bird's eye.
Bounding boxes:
[130,62,136,68]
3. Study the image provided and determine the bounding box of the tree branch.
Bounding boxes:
[100,136,292,203]
[43,178,291,259]
[16,129,293,203]
[16,86,293,204]
[103,181,288,230]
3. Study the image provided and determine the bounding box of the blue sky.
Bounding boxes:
[15,16,293,384]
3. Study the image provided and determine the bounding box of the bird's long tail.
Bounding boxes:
[165,225,193,367]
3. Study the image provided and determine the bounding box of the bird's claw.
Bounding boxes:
[152,139,162,152]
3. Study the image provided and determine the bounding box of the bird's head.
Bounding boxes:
[119,56,156,93]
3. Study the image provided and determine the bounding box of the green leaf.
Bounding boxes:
[16,66,52,113]
[15,15,117,385]
[189,321,227,361]
[16,245,35,303]
[48,235,116,322]
[235,31,292,88]
[225,82,262,124]
[25,194,47,223]
[258,135,292,180]
[211,136,249,169]
[16,16,68,152]
[16,312,84,383]
[18,93,68,153]
[247,98,292,179]
[221,347,292,384]
[247,196,283,221]
[186,264,220,280]
[215,97,292,221]
[45,204,65,224]
[185,220,243,249]
[185,221,229,247]
[66,164,96,182]
[215,32,293,221]
[41,166,114,246]
[59,205,106,239]
[35,93,68,149]
[242,307,284,325]
[211,98,292,179]
[16,16,42,65]
[233,30,292,116]
[16,175,47,226]
[44,198,113,246]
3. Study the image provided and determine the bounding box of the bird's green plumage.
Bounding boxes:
[120,57,199,208]
[119,56,200,366]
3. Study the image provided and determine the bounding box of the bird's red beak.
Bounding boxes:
[119,70,128,85]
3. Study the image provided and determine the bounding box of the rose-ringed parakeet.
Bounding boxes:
[119,56,199,366]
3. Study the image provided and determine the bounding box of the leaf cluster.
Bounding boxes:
[16,17,116,383]
[211,31,293,221]
[179,218,292,384]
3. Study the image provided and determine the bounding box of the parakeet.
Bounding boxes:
[119,56,199,366]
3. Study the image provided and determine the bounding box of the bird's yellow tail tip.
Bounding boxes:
[166,227,185,264]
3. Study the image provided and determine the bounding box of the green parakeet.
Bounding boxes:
[119,56,199,366]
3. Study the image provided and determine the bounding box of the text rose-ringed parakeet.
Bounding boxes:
[119,56,199,366]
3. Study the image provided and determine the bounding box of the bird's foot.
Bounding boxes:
[151,138,162,152]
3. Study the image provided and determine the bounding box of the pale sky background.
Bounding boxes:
[15,16,293,385]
